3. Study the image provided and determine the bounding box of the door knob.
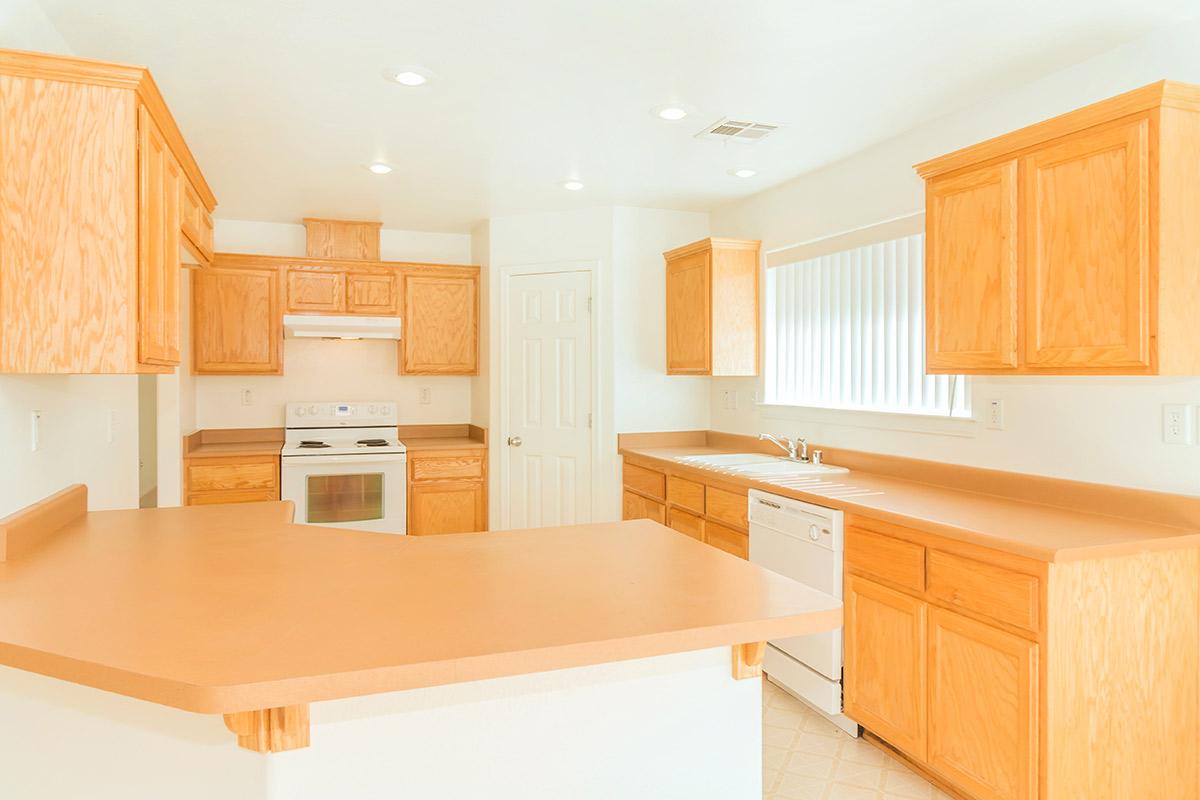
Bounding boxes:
[507,436,523,447]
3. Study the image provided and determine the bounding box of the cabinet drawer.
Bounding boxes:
[667,508,704,541]
[846,526,925,593]
[187,458,277,492]
[926,550,1040,633]
[410,454,484,482]
[187,488,278,506]
[705,486,748,530]
[667,475,705,513]
[623,462,665,501]
[705,520,748,559]
[622,491,665,524]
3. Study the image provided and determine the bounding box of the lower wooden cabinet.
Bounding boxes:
[621,459,750,559]
[928,608,1038,800]
[622,490,664,524]
[407,450,487,535]
[184,455,280,506]
[666,507,704,541]
[704,520,749,559]
[844,575,928,760]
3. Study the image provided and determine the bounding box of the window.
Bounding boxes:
[764,230,969,418]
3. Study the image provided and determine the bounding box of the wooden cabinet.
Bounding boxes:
[184,455,279,506]
[844,575,927,760]
[137,105,183,366]
[622,490,664,524]
[180,180,214,264]
[193,266,282,374]
[346,272,398,315]
[917,80,1200,375]
[400,267,479,375]
[407,450,487,535]
[663,238,760,376]
[303,218,381,261]
[666,507,704,541]
[928,608,1038,800]
[621,458,750,560]
[0,50,216,374]
[286,268,346,313]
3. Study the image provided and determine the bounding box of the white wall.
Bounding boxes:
[709,18,1200,494]
[0,1,143,516]
[193,220,474,429]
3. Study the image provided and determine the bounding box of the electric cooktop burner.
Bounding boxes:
[356,439,389,447]
[297,440,331,449]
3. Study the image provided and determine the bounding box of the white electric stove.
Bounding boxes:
[280,401,407,534]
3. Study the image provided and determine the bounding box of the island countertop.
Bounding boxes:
[0,491,839,716]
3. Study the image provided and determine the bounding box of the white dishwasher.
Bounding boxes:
[748,489,858,737]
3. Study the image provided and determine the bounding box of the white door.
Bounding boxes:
[504,270,592,528]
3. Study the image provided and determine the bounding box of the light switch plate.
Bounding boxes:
[419,387,432,405]
[1163,404,1192,444]
[986,399,1004,430]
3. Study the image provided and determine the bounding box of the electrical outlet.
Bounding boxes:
[240,389,253,406]
[1163,404,1192,444]
[986,399,1004,430]
[419,387,432,405]
[722,390,737,411]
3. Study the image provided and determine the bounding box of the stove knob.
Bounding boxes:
[381,405,391,416]
[309,405,319,415]
[368,405,378,415]
[296,407,306,416]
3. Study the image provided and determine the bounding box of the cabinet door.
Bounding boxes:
[409,480,486,535]
[400,270,479,374]
[666,507,704,541]
[193,267,282,374]
[844,575,927,760]
[621,490,665,524]
[346,272,398,315]
[286,268,346,313]
[1022,116,1152,370]
[928,608,1038,800]
[180,180,213,263]
[665,249,711,374]
[926,160,1019,371]
[137,105,182,366]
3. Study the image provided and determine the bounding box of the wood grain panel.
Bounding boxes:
[704,520,749,559]
[224,704,309,753]
[346,272,398,315]
[926,160,1019,371]
[928,609,1037,800]
[666,507,704,541]
[192,266,282,374]
[1045,549,1199,800]
[664,248,710,374]
[186,488,279,506]
[400,267,479,375]
[187,458,277,492]
[844,575,927,761]
[302,218,380,261]
[286,268,345,313]
[666,475,705,513]
[705,486,748,530]
[410,452,484,482]
[710,239,760,376]
[926,550,1040,634]
[622,462,665,501]
[409,480,486,535]
[137,104,181,367]
[0,75,137,372]
[845,525,926,593]
[1022,115,1153,370]
[621,491,665,525]
[180,179,213,263]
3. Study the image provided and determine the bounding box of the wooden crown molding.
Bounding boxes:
[663,236,762,260]
[915,79,1200,178]
[212,251,481,273]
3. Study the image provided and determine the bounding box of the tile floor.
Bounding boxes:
[762,677,952,800]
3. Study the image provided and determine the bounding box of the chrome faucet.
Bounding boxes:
[759,433,809,462]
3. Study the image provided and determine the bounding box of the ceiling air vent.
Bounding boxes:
[696,118,779,143]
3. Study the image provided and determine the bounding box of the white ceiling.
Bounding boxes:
[36,0,1199,232]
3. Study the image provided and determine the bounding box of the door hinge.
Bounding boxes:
[587,413,592,429]
[587,295,592,314]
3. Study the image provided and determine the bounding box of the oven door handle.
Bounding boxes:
[282,454,406,466]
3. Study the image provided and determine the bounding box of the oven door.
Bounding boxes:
[281,454,407,534]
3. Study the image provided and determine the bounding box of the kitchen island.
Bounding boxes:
[0,486,840,799]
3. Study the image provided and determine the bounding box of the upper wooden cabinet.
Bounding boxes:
[286,267,346,313]
[282,263,399,317]
[303,218,381,261]
[663,237,760,376]
[192,264,282,375]
[180,181,214,265]
[0,50,215,373]
[399,266,479,375]
[916,80,1200,375]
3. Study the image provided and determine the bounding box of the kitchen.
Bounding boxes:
[3,1,1200,799]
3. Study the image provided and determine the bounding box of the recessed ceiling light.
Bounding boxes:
[366,162,393,175]
[656,105,688,121]
[729,168,757,178]
[384,66,432,86]
[563,180,585,191]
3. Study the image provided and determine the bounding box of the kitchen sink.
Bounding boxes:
[675,453,781,467]
[726,461,848,477]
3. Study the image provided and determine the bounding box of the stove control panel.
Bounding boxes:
[286,401,397,428]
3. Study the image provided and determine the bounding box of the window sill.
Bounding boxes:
[753,402,979,438]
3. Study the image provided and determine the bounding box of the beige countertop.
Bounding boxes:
[398,423,487,452]
[0,490,838,715]
[620,432,1200,563]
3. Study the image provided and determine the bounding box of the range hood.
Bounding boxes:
[283,314,402,340]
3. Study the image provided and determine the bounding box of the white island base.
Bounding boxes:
[0,647,761,799]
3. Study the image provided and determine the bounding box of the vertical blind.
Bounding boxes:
[764,232,970,417]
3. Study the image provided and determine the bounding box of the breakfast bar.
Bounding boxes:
[0,487,840,799]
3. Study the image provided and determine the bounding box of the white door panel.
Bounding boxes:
[506,271,592,528]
